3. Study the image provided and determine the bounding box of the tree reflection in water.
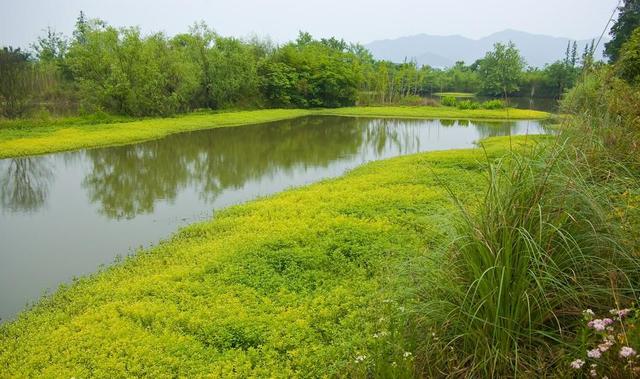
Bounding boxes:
[1,117,539,219]
[0,157,54,213]
[81,116,424,219]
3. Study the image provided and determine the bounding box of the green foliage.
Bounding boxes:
[66,25,199,116]
[478,42,525,97]
[480,99,505,109]
[561,67,640,172]
[0,13,598,119]
[416,142,638,377]
[617,27,640,84]
[258,33,361,108]
[456,99,480,110]
[0,47,34,117]
[605,0,640,62]
[440,96,458,107]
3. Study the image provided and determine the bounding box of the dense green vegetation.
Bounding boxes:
[0,106,549,158]
[409,17,640,377]
[605,0,640,61]
[0,12,603,120]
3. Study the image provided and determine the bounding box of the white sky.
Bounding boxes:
[0,0,621,49]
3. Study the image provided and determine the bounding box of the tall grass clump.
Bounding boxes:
[415,142,639,377]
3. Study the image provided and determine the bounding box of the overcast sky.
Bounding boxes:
[0,0,621,49]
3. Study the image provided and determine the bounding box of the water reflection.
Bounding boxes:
[81,117,429,219]
[0,157,54,213]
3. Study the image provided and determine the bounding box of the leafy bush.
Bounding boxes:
[456,99,480,109]
[481,99,505,109]
[617,27,640,84]
[440,96,458,107]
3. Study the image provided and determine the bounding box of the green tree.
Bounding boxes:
[617,27,640,83]
[477,42,525,98]
[72,11,89,45]
[0,47,33,117]
[605,0,640,61]
[31,27,67,64]
[258,32,362,108]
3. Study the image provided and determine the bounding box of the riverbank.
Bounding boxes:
[0,106,549,158]
[0,136,539,377]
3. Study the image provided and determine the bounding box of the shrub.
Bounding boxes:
[481,99,506,109]
[456,99,480,110]
[617,27,640,85]
[440,96,458,107]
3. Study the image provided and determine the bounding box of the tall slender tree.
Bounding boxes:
[605,0,640,61]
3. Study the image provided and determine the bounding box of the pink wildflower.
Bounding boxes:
[620,346,637,358]
[570,359,585,369]
[618,309,631,318]
[598,340,614,352]
[587,349,602,359]
[588,319,607,331]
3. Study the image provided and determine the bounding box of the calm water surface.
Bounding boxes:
[0,116,546,321]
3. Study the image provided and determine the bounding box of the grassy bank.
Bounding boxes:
[0,136,533,377]
[0,109,312,159]
[0,106,549,158]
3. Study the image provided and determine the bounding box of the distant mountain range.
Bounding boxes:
[364,29,606,68]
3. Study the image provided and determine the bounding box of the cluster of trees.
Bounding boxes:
[0,8,627,118]
[0,13,371,117]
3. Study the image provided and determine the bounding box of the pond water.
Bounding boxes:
[0,116,546,321]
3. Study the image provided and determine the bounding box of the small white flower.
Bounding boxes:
[391,361,397,367]
[354,355,367,363]
[590,369,597,377]
[403,351,412,358]
[570,359,585,369]
[584,309,596,316]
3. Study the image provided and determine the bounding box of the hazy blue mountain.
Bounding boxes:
[365,29,606,68]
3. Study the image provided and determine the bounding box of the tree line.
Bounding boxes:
[0,12,602,118]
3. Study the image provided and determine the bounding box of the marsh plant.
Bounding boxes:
[415,142,639,377]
